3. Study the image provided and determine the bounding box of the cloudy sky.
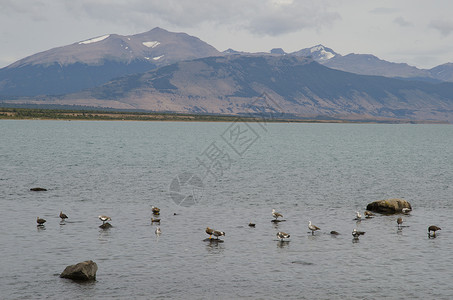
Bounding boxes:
[1,0,453,69]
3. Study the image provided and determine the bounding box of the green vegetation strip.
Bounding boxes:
[0,107,437,123]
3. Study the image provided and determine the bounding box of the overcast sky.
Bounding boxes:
[1,0,453,69]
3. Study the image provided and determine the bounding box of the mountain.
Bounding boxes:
[291,45,338,62]
[0,27,220,97]
[12,55,453,122]
[290,45,433,80]
[429,63,453,82]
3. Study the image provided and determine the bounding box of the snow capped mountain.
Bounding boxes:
[291,45,337,61]
[0,27,221,96]
[7,27,220,69]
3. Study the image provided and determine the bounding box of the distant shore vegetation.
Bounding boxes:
[0,107,446,124]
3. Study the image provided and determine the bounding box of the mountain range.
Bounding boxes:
[1,27,453,122]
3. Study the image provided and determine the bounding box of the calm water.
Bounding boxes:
[1,120,452,299]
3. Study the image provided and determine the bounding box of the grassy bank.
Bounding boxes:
[0,107,446,123]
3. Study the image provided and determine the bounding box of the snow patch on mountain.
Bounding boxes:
[142,41,160,48]
[311,45,335,60]
[79,35,110,45]
[153,55,164,60]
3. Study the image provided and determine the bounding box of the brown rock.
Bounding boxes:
[60,260,98,281]
[366,198,412,214]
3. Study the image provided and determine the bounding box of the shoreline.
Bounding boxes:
[0,107,448,124]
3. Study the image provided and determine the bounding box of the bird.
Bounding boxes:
[355,211,362,220]
[397,217,403,229]
[151,206,160,215]
[402,208,412,214]
[352,228,365,240]
[248,222,256,227]
[37,217,46,226]
[276,231,290,241]
[206,227,214,239]
[272,209,283,220]
[59,211,68,221]
[151,217,160,223]
[155,226,161,235]
[364,211,375,218]
[98,215,111,224]
[213,230,225,239]
[308,221,320,235]
[428,225,441,237]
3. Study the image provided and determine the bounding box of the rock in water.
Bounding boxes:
[366,198,412,214]
[60,260,98,281]
[30,187,47,191]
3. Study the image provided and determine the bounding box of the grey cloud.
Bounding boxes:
[393,17,412,27]
[62,0,340,36]
[369,7,399,14]
[430,20,453,36]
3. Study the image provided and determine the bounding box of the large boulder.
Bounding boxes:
[60,260,98,281]
[366,198,412,214]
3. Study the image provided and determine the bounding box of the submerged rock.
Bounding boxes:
[60,260,98,281]
[366,198,412,214]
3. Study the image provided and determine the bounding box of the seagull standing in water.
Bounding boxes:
[308,221,320,235]
[272,209,283,220]
[428,225,441,237]
[355,211,362,221]
[276,231,290,241]
[99,215,111,224]
[155,226,161,235]
[352,229,365,240]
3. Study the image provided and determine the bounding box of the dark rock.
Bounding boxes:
[366,198,412,214]
[30,187,47,191]
[60,260,98,281]
[330,231,340,235]
[99,222,113,229]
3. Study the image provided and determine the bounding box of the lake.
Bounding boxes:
[1,120,452,299]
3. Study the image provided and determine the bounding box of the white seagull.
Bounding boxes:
[98,215,111,224]
[355,211,362,220]
[352,228,365,240]
[402,208,412,214]
[276,231,290,241]
[155,226,161,235]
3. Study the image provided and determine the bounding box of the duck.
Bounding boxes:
[151,206,160,215]
[37,217,46,226]
[213,230,225,239]
[272,209,283,220]
[59,211,68,221]
[308,221,320,235]
[206,227,214,239]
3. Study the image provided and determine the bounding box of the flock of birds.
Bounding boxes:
[268,207,442,242]
[36,205,442,241]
